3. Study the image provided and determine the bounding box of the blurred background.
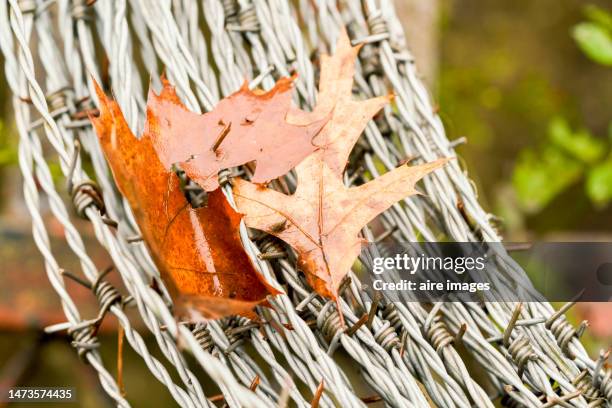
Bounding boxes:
[0,0,610,406]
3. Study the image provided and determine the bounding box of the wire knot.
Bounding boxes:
[317,302,343,344]
[72,95,96,120]
[225,1,259,32]
[425,315,453,353]
[71,0,91,20]
[237,4,259,32]
[191,323,214,353]
[545,313,586,359]
[256,234,287,260]
[572,370,605,406]
[506,335,537,378]
[46,87,71,112]
[217,168,233,187]
[71,180,105,219]
[17,0,37,14]
[92,275,122,316]
[367,13,389,37]
[373,320,400,352]
[223,316,256,354]
[222,0,239,25]
[70,325,100,361]
[382,303,402,332]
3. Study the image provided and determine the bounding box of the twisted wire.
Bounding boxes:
[0,0,607,407]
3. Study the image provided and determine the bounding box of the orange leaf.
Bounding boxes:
[91,84,279,320]
[232,29,448,312]
[144,76,328,192]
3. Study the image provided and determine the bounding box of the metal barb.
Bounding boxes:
[541,390,581,408]
[424,303,454,353]
[503,303,522,347]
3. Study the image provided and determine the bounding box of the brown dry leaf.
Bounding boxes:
[145,76,327,192]
[91,83,279,320]
[233,29,447,314]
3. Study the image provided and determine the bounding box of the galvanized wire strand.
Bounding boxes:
[4,12,208,408]
[92,2,342,404]
[1,11,129,408]
[140,1,395,404]
[209,3,438,405]
[134,0,215,112]
[345,1,603,405]
[206,320,281,406]
[129,2,162,92]
[123,2,360,404]
[2,3,269,407]
[201,0,247,95]
[2,0,609,407]
[85,2,304,404]
[172,0,220,101]
[70,6,253,405]
[314,2,576,404]
[233,4,454,406]
[245,2,488,404]
[29,7,215,407]
[57,1,123,223]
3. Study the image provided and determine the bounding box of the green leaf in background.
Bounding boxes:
[572,22,612,66]
[586,159,612,207]
[548,116,605,163]
[513,146,583,213]
[584,5,612,32]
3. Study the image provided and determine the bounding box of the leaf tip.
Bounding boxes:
[90,77,108,110]
[407,157,451,172]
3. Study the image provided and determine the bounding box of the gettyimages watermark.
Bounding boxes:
[359,242,612,303]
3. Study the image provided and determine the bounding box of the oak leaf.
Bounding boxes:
[232,30,447,314]
[145,76,327,192]
[91,83,279,320]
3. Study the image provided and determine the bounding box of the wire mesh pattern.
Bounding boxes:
[0,0,610,406]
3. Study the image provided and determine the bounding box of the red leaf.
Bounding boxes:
[145,76,327,191]
[91,83,279,320]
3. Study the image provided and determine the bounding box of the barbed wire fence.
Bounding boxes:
[0,0,610,406]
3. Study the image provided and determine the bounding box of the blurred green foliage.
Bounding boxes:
[573,5,612,65]
[0,118,20,211]
[439,0,612,236]
[513,117,612,211]
[573,22,612,66]
[0,120,64,186]
[0,120,17,168]
[513,5,612,213]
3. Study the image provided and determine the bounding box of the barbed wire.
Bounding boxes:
[0,0,609,407]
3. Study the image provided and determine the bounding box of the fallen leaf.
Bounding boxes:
[232,29,447,315]
[145,76,328,191]
[91,83,279,320]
